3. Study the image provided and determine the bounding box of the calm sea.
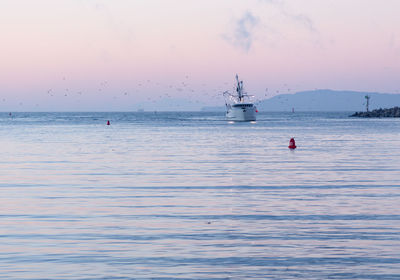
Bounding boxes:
[0,111,399,279]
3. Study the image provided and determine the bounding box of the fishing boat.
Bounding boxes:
[223,75,257,121]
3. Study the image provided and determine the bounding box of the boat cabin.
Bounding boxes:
[232,103,254,108]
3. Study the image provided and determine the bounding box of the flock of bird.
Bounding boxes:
[43,75,228,106]
[4,75,295,109]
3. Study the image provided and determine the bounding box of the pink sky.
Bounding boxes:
[1,0,399,110]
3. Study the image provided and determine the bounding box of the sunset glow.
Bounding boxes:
[1,0,400,110]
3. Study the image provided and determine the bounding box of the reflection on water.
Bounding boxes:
[0,112,399,279]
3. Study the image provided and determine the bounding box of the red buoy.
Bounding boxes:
[288,138,296,149]
[107,120,110,125]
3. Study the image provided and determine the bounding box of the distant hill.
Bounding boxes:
[256,90,400,112]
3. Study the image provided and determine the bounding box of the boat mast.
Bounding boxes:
[236,74,244,102]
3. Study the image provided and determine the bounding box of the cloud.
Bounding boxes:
[260,0,317,33]
[223,1,318,52]
[282,10,316,32]
[223,11,260,52]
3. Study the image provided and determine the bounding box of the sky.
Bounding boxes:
[1,0,400,111]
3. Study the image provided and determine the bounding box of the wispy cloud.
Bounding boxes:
[223,11,260,52]
[282,10,316,32]
[260,0,317,33]
[224,1,318,52]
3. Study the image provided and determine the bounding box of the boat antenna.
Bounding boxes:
[236,74,244,102]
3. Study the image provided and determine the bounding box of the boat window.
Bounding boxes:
[233,104,253,107]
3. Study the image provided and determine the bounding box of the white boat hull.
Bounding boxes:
[223,75,257,122]
[226,105,256,121]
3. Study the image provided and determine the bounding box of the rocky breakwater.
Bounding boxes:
[351,107,400,117]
